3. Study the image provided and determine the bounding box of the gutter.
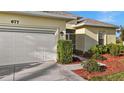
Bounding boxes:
[72,23,118,29]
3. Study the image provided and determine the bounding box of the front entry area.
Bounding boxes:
[0,28,57,66]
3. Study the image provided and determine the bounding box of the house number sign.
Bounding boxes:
[11,20,19,24]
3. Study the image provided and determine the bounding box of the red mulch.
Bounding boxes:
[73,54,124,80]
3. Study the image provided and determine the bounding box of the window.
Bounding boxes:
[66,33,75,50]
[98,32,104,45]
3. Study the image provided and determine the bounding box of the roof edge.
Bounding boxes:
[1,11,77,20]
[73,23,118,29]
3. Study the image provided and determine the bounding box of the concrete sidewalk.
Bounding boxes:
[62,64,82,70]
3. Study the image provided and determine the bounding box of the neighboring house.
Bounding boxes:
[66,17,118,53]
[0,11,118,66]
[0,11,77,66]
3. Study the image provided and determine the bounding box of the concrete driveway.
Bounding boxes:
[0,61,85,81]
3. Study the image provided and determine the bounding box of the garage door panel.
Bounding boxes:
[14,33,36,64]
[0,32,15,65]
[14,33,56,63]
[0,31,56,66]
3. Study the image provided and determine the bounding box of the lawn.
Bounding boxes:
[72,54,124,80]
[90,72,124,81]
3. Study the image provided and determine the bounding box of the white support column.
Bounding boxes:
[55,28,61,44]
[97,32,99,44]
[63,30,66,40]
[68,33,70,40]
[104,33,107,45]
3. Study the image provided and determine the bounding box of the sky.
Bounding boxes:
[69,11,124,37]
[69,11,124,26]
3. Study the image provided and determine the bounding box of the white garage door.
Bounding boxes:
[0,30,57,66]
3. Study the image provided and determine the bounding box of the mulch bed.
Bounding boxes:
[72,54,124,80]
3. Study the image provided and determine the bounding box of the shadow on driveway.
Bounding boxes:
[18,63,57,81]
[0,62,42,79]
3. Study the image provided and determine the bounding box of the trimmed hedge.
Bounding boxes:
[57,40,73,64]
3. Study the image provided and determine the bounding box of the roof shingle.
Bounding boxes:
[72,18,118,28]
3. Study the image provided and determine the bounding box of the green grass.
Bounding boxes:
[120,59,124,63]
[90,72,124,81]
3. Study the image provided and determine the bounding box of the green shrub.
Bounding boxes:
[83,51,94,58]
[89,45,108,56]
[89,44,122,57]
[101,45,108,54]
[110,44,120,56]
[96,56,107,61]
[118,44,124,51]
[93,54,107,61]
[88,43,124,58]
[57,40,73,64]
[82,57,101,72]
[106,43,113,53]
[74,50,83,55]
[89,45,100,56]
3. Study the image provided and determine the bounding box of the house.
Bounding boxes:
[66,17,118,53]
[0,11,77,66]
[0,11,117,66]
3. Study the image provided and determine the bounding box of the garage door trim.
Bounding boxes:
[0,28,57,34]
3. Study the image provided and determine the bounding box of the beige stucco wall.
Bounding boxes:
[75,28,85,51]
[75,34,85,51]
[66,24,75,29]
[75,26,116,52]
[75,28,85,34]
[0,12,66,32]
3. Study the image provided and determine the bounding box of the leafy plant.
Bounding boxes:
[93,54,107,61]
[89,44,122,57]
[82,57,101,72]
[89,45,109,56]
[89,45,100,56]
[57,40,73,64]
[118,44,124,51]
[106,44,113,53]
[83,51,94,58]
[110,44,121,56]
